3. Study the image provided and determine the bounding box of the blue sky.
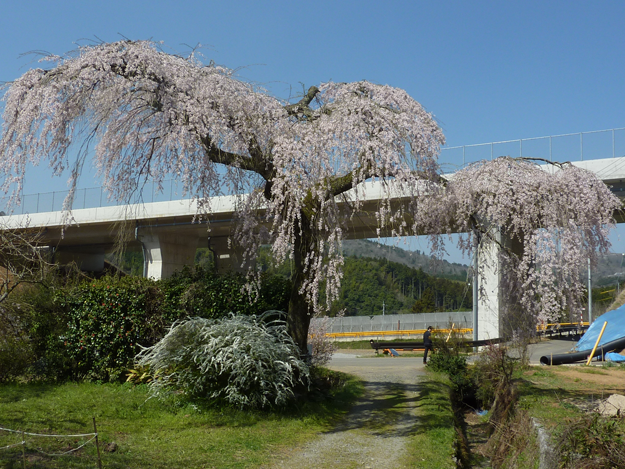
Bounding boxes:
[1,1,625,262]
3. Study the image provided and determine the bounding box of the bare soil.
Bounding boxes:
[545,366,625,392]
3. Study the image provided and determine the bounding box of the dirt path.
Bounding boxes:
[266,351,426,469]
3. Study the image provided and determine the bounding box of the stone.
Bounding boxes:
[596,394,625,416]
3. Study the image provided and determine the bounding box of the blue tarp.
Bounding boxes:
[574,306,625,352]
[606,352,625,362]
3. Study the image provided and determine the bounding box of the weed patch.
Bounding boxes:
[556,413,625,468]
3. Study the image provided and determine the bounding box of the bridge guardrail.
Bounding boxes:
[5,127,625,215]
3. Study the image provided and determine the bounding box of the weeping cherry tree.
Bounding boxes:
[442,157,621,335]
[0,40,445,353]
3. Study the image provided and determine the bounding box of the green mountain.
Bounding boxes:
[332,256,472,316]
[256,241,472,316]
[341,239,469,281]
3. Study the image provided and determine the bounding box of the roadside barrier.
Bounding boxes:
[0,417,102,468]
[326,322,590,340]
[325,328,472,339]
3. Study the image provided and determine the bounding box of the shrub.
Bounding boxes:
[428,348,468,376]
[556,413,625,468]
[5,282,72,380]
[159,266,291,321]
[473,344,518,410]
[0,264,292,382]
[0,302,33,381]
[58,275,166,381]
[308,314,338,367]
[472,344,521,437]
[427,333,475,404]
[136,313,310,409]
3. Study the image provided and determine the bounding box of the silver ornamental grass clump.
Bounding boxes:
[136,312,309,409]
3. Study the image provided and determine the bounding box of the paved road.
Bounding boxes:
[334,338,578,366]
[525,338,578,364]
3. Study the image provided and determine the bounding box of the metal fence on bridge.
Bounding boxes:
[438,127,625,171]
[5,127,625,216]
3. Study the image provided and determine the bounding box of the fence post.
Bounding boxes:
[22,431,26,469]
[93,417,102,469]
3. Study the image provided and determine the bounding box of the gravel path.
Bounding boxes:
[267,351,426,469]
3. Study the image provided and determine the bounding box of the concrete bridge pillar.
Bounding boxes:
[140,234,200,280]
[476,227,524,341]
[477,238,503,341]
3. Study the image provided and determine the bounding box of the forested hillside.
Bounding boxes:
[332,256,471,316]
[258,246,472,316]
[342,239,469,281]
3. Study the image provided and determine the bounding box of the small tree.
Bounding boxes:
[0,227,56,380]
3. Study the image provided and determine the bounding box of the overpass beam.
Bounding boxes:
[140,234,200,280]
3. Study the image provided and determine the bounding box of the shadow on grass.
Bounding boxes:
[0,373,365,469]
[0,383,58,403]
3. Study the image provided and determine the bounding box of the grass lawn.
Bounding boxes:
[518,363,625,426]
[0,372,362,469]
[407,374,458,469]
[517,363,625,432]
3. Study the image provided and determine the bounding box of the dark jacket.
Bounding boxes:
[423,330,432,347]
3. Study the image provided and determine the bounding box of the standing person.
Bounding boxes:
[423,326,433,364]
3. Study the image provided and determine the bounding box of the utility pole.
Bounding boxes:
[588,258,593,325]
[382,300,385,316]
[473,232,479,343]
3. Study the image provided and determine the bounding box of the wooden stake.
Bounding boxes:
[93,417,102,469]
[21,430,26,469]
[446,324,454,343]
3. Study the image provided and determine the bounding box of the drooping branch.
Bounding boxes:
[2,40,452,354]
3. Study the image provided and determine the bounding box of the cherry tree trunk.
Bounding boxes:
[286,224,313,357]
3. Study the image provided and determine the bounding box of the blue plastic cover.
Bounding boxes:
[606,352,625,362]
[574,306,625,351]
